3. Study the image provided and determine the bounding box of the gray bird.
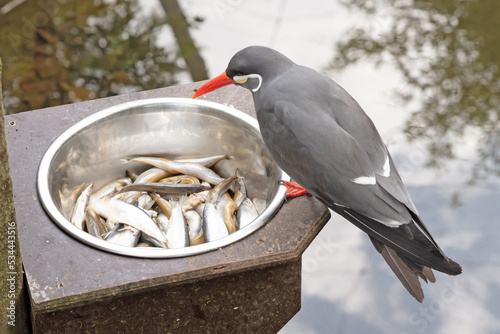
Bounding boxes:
[193,45,461,302]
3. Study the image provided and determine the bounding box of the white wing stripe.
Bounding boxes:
[379,155,390,177]
[352,175,377,185]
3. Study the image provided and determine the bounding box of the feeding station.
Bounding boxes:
[4,82,330,333]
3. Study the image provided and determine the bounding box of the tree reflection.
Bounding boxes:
[0,0,206,114]
[329,0,500,182]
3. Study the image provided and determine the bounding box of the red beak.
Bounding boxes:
[192,72,236,99]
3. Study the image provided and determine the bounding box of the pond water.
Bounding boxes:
[177,2,500,333]
[2,0,500,333]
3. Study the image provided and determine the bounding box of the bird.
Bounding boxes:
[192,45,462,302]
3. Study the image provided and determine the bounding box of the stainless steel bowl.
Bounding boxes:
[37,98,289,258]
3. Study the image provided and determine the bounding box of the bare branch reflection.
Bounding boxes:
[329,0,500,182]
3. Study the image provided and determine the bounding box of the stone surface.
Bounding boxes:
[4,82,331,332]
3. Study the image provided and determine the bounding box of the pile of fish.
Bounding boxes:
[64,154,262,248]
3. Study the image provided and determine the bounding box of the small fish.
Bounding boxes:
[201,177,240,242]
[70,183,93,230]
[105,224,141,247]
[231,172,261,228]
[89,197,167,247]
[237,198,260,229]
[175,154,232,168]
[152,194,173,218]
[134,167,171,183]
[217,193,238,234]
[165,201,190,249]
[85,208,109,239]
[120,168,172,203]
[127,157,225,185]
[184,210,203,242]
[203,202,229,242]
[60,183,89,220]
[206,176,239,203]
[118,183,210,196]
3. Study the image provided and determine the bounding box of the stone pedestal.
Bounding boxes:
[4,82,330,333]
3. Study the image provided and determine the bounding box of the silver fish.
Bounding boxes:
[85,208,109,239]
[105,224,141,247]
[237,198,260,229]
[184,210,202,240]
[152,194,173,218]
[201,177,240,241]
[128,157,225,185]
[217,193,238,234]
[70,183,93,230]
[60,183,89,220]
[118,183,210,196]
[206,176,239,203]
[165,202,190,249]
[175,154,232,168]
[89,197,167,247]
[202,202,229,242]
[120,168,171,203]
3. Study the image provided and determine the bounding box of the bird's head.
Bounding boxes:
[193,46,294,99]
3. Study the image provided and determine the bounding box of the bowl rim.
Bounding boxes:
[37,97,290,258]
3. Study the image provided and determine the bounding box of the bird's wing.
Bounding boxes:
[321,74,420,213]
[266,96,413,227]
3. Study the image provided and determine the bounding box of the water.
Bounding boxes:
[191,2,500,333]
[2,0,500,333]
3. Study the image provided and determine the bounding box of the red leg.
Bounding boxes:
[283,181,309,198]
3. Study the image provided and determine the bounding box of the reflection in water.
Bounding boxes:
[0,0,207,114]
[329,0,500,182]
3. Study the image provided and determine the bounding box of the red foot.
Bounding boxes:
[283,181,309,198]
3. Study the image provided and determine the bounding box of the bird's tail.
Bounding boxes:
[335,207,462,302]
[369,236,435,302]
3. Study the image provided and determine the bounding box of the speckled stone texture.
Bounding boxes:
[4,82,330,333]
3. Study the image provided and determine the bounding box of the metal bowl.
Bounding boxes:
[37,98,289,258]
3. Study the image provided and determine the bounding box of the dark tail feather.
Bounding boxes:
[370,236,425,302]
